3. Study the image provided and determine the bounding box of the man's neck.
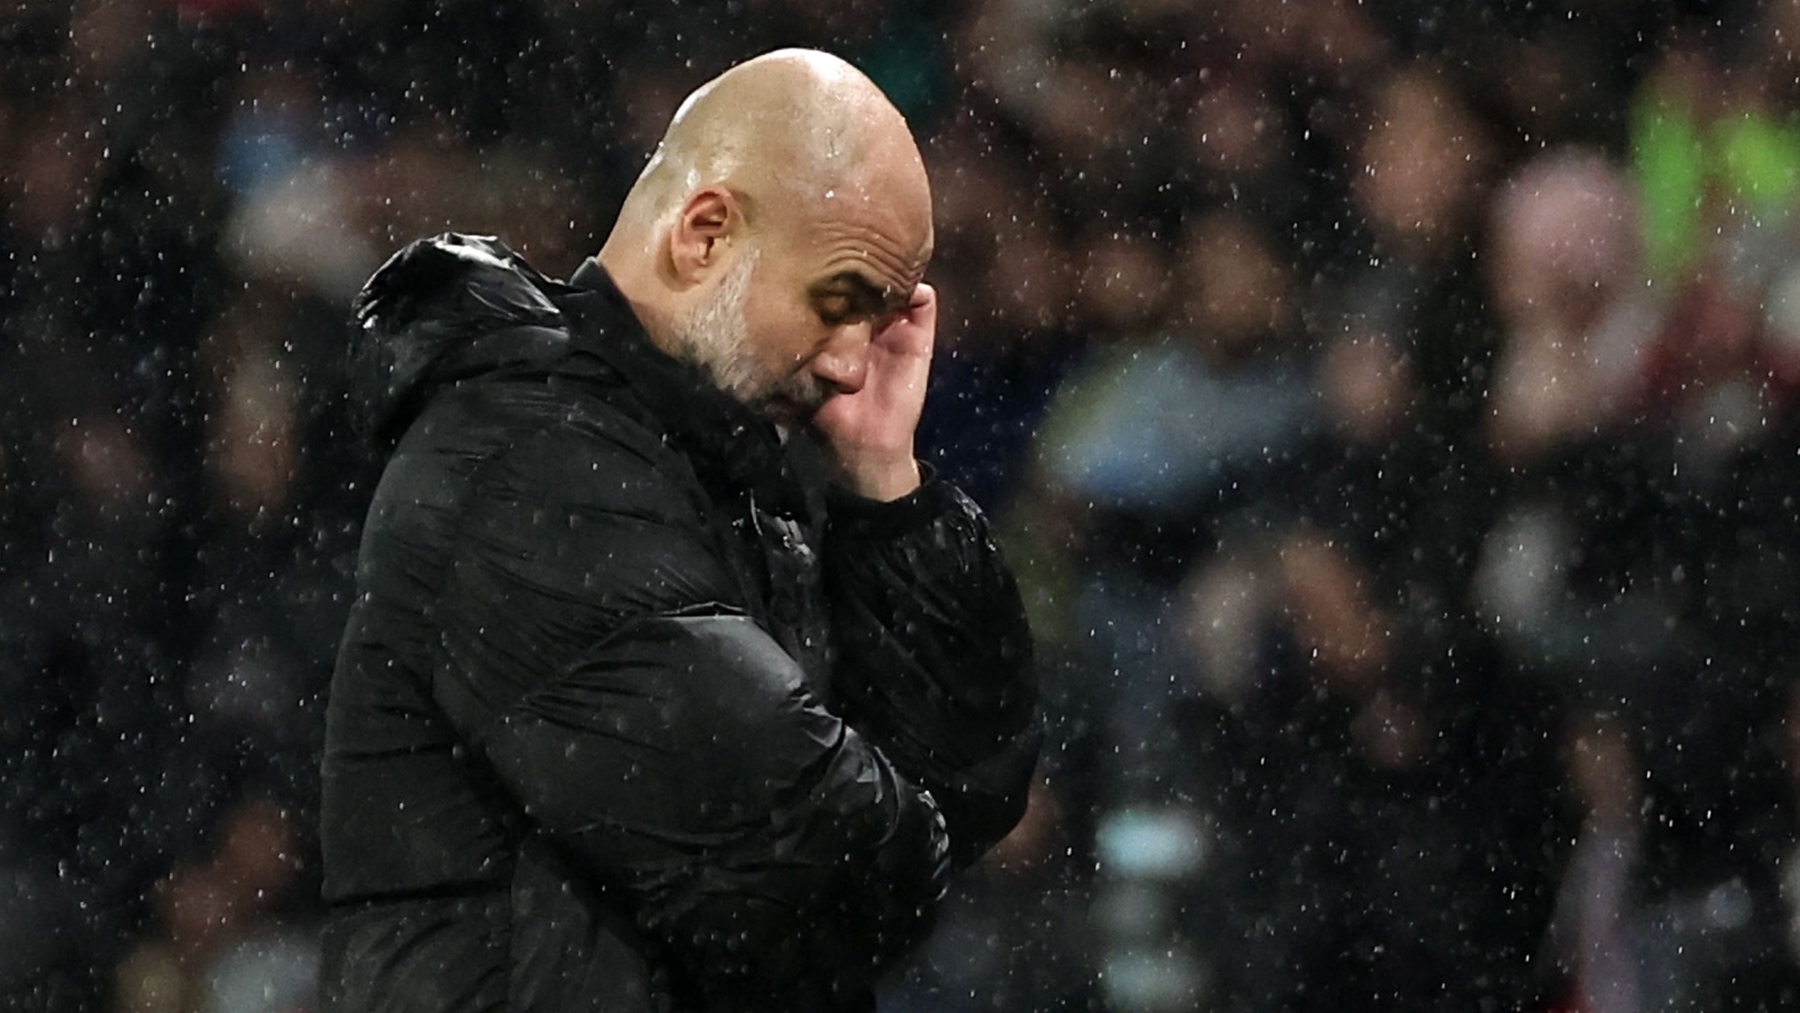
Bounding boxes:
[590,250,684,361]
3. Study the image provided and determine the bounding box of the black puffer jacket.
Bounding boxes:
[319,235,1039,1013]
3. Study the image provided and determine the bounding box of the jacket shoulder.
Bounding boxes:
[371,372,713,562]
[353,379,747,708]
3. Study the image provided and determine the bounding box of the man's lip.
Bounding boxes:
[757,383,831,424]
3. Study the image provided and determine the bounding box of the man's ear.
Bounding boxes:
[668,187,739,284]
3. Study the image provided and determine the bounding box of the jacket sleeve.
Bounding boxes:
[822,474,1042,868]
[425,421,950,1009]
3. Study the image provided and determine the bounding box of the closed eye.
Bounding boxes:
[810,273,899,326]
[815,294,857,326]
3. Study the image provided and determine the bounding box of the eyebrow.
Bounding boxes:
[813,271,909,315]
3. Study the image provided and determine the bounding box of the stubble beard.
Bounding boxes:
[674,246,830,422]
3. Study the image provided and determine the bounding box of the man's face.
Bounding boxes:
[677,186,930,424]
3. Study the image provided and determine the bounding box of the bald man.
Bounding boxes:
[319,50,1040,1013]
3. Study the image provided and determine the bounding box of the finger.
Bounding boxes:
[905,284,937,338]
[879,284,937,357]
[908,282,936,314]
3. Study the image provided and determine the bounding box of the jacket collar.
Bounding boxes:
[351,233,575,450]
[557,260,809,519]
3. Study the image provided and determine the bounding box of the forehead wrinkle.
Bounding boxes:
[821,248,924,297]
[814,219,928,289]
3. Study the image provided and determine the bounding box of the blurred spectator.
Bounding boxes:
[114,794,317,1013]
[1543,711,1648,1013]
[1012,209,1316,1011]
[1484,147,1654,465]
[1477,122,1800,1012]
[1325,60,1500,445]
[1163,226,1570,1011]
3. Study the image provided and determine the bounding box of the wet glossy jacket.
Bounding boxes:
[319,235,1039,1013]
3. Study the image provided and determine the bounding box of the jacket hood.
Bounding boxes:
[350,233,572,450]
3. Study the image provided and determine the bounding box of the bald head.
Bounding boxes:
[597,49,935,419]
[603,49,931,275]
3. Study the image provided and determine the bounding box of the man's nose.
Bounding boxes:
[811,323,872,395]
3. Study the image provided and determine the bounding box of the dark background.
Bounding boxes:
[5,1,1800,1010]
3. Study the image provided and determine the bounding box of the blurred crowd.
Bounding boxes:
[6,0,1800,1010]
